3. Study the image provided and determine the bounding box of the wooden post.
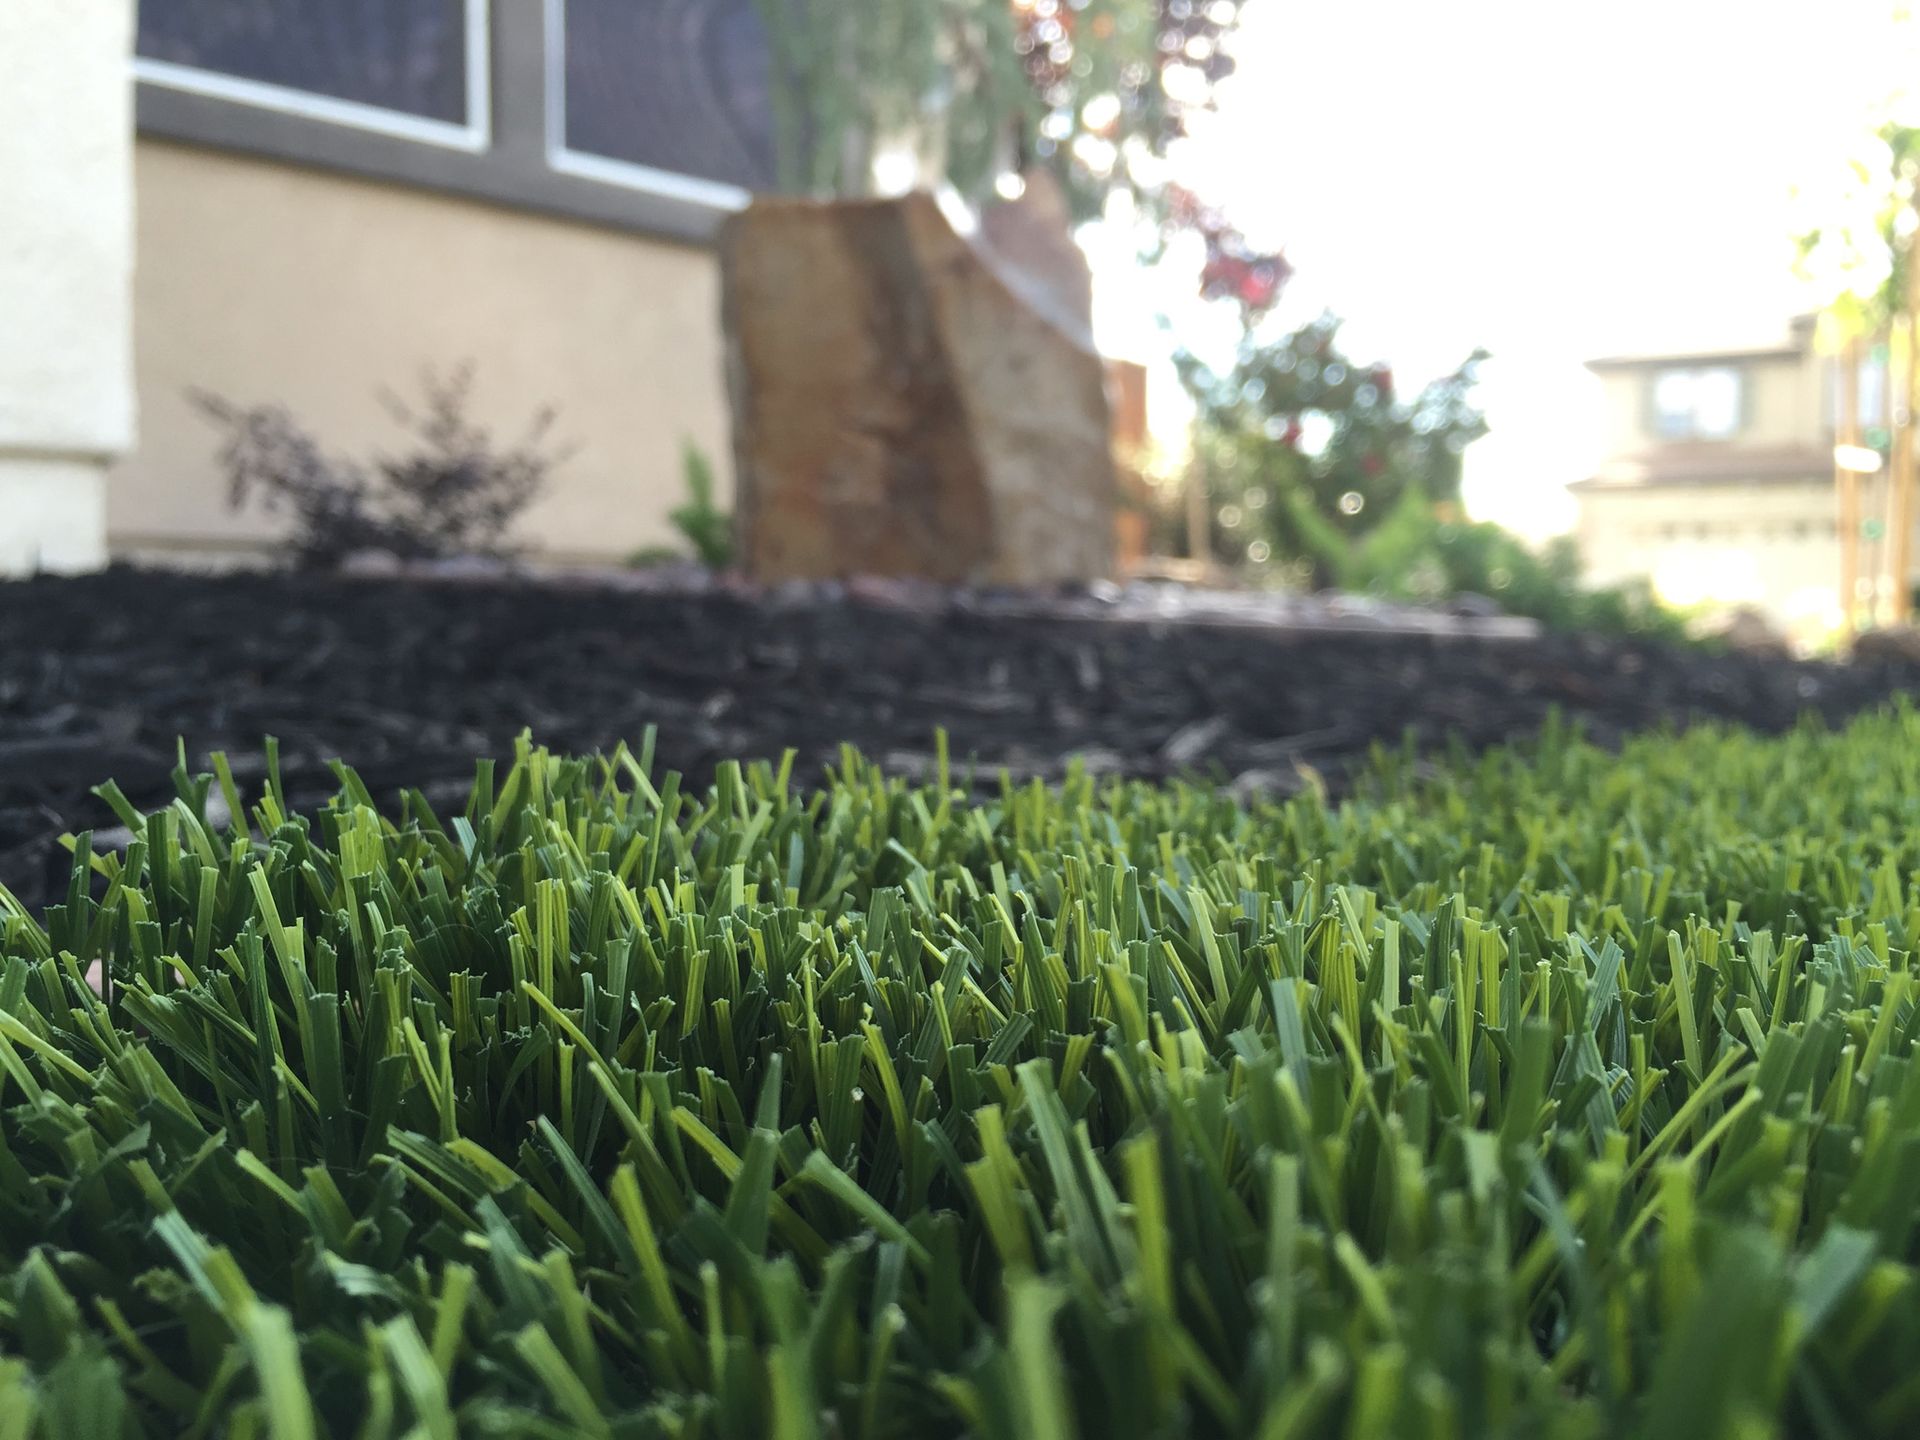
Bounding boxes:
[1838,336,1863,642]
[1889,319,1912,625]
[1869,333,1895,625]
[1185,459,1211,572]
[1890,240,1920,625]
[1107,360,1150,574]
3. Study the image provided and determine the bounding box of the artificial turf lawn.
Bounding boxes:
[6,711,1920,1437]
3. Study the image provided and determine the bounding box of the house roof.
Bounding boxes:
[1584,342,1806,374]
[1571,442,1832,491]
[1583,315,1817,374]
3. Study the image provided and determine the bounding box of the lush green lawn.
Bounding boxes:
[6,709,1920,1437]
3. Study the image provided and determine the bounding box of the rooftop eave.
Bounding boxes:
[1571,442,1834,491]
[1584,343,1806,375]
[1583,315,1818,374]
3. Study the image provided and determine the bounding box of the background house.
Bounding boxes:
[1571,315,1912,643]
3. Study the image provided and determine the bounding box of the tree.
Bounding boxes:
[1793,71,1920,625]
[751,1,1249,218]
[1176,313,1488,586]
[1795,122,1920,341]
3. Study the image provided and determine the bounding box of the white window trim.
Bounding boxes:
[542,0,751,212]
[134,0,492,153]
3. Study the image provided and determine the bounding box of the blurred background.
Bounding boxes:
[8,0,1920,655]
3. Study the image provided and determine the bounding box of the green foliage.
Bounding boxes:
[11,709,1920,1434]
[752,0,1028,199]
[1795,122,1920,340]
[1343,486,1695,643]
[669,444,733,571]
[1176,315,1687,640]
[1179,313,1489,584]
[751,1,1241,216]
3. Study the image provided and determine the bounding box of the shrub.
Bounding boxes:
[1342,486,1695,642]
[1177,312,1489,585]
[6,712,1920,1434]
[197,366,568,571]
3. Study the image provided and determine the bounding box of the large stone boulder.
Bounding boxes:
[974,168,1096,348]
[720,191,1116,585]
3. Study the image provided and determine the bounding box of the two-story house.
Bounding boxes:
[1571,315,1911,643]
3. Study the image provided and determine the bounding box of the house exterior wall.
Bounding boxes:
[0,0,136,575]
[1591,351,1819,457]
[1576,480,1858,635]
[111,140,733,566]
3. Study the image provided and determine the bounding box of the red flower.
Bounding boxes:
[1360,452,1384,477]
[1370,366,1394,400]
[1198,255,1241,301]
[1281,418,1303,448]
[1198,238,1290,317]
[1237,265,1280,311]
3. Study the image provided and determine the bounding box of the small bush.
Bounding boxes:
[1341,486,1695,642]
[198,366,568,570]
[6,712,1920,1434]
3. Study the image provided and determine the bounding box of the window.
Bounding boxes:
[1830,345,1890,432]
[546,0,778,205]
[1651,366,1742,440]
[136,0,488,148]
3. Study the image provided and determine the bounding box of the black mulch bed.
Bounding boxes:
[4,566,1918,913]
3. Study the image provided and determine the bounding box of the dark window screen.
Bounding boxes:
[137,0,472,126]
[561,0,778,190]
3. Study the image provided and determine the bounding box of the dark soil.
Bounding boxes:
[4,567,1917,913]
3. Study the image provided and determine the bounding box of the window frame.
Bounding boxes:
[133,0,493,152]
[541,0,752,212]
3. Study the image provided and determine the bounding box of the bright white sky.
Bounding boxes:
[1086,0,1917,539]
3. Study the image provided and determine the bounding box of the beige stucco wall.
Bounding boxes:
[1574,478,1920,642]
[0,0,135,574]
[112,140,733,565]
